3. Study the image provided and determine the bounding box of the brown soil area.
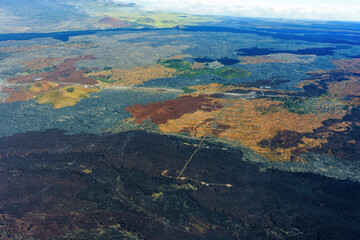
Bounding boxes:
[126,95,223,124]
[332,58,360,73]
[2,81,60,103]
[23,57,65,71]
[7,55,98,85]
[3,86,31,103]
[98,17,129,28]
[89,64,176,87]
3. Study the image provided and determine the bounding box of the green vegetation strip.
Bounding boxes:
[160,59,250,79]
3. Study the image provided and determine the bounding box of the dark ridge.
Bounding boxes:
[181,26,360,45]
[209,93,224,98]
[217,57,240,65]
[259,130,304,149]
[0,27,165,42]
[346,55,360,59]
[236,46,338,56]
[193,57,213,63]
[302,84,328,96]
[1,24,359,45]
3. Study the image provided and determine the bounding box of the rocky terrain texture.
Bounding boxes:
[0,129,359,239]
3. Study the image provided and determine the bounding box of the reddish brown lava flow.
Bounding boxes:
[126,95,223,124]
[3,86,31,103]
[7,55,98,85]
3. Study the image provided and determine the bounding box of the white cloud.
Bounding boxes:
[119,0,360,21]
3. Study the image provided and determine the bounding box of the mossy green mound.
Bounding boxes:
[161,59,192,71]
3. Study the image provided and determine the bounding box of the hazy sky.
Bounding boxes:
[123,0,360,21]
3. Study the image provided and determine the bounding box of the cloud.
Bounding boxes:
[118,0,360,21]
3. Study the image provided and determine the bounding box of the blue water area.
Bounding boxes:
[347,55,360,58]
[0,89,178,137]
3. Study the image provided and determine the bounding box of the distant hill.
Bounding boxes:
[0,0,87,24]
[98,16,129,27]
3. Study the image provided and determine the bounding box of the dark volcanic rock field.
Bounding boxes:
[0,130,359,239]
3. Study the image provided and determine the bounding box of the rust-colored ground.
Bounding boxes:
[23,57,65,71]
[8,55,98,85]
[126,95,223,124]
[98,17,130,28]
[159,97,346,161]
[127,91,351,162]
[2,81,59,103]
[3,86,32,103]
[332,58,360,73]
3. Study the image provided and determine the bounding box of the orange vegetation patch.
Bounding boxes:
[189,83,298,96]
[296,58,360,106]
[8,56,98,85]
[138,95,347,161]
[189,83,238,92]
[23,58,65,71]
[331,58,360,74]
[88,65,176,87]
[215,98,345,161]
[239,56,284,65]
[126,95,223,124]
[327,77,360,102]
[327,121,352,132]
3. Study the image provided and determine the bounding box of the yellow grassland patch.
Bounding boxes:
[36,85,99,109]
[26,81,59,93]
